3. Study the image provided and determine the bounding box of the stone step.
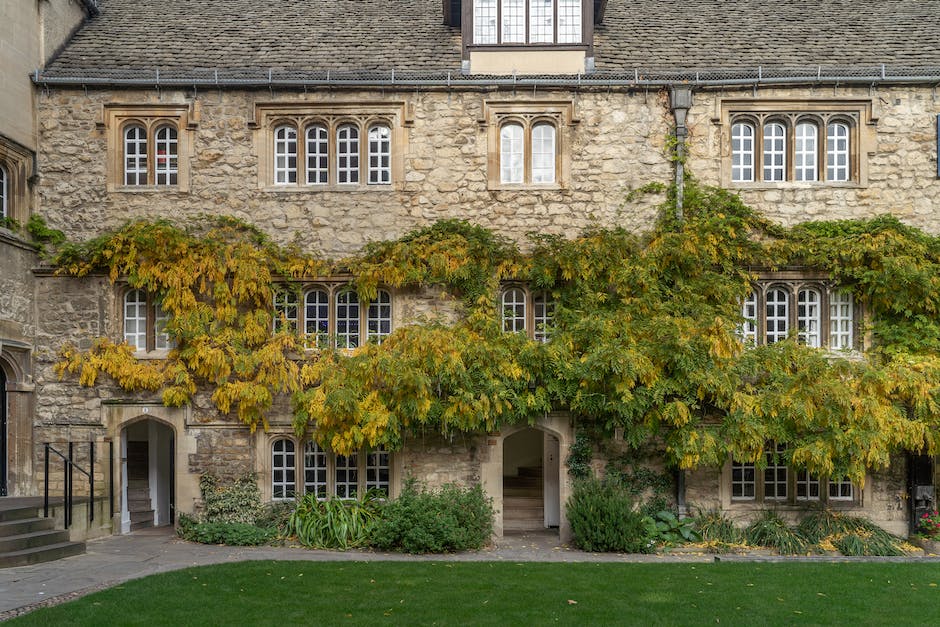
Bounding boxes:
[0,506,39,523]
[127,480,149,490]
[503,476,541,489]
[517,466,543,478]
[128,501,152,513]
[130,519,154,531]
[503,519,545,531]
[504,486,542,497]
[0,517,55,537]
[0,541,85,568]
[0,529,71,553]
[130,510,154,524]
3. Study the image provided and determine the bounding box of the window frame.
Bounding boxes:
[720,100,873,188]
[105,104,192,193]
[274,283,395,350]
[466,0,592,48]
[0,163,8,221]
[122,288,175,354]
[267,436,392,501]
[500,285,556,342]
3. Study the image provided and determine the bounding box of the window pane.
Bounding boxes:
[500,123,524,184]
[124,289,148,350]
[829,478,854,500]
[765,288,789,344]
[501,288,527,333]
[557,0,582,43]
[740,289,758,345]
[829,289,854,350]
[794,122,818,182]
[827,122,850,182]
[304,289,330,348]
[367,289,392,344]
[273,288,298,333]
[0,165,7,219]
[306,125,329,184]
[124,125,147,186]
[796,469,820,500]
[533,291,554,343]
[337,125,360,184]
[336,289,360,348]
[154,125,178,186]
[474,0,498,44]
[501,0,525,43]
[531,123,556,183]
[797,288,821,347]
[731,122,754,182]
[272,439,296,500]
[154,299,175,350]
[274,125,297,184]
[762,122,786,182]
[764,443,788,500]
[731,460,756,500]
[529,0,554,43]
[303,441,328,499]
[366,446,390,497]
[335,453,358,499]
[367,125,391,185]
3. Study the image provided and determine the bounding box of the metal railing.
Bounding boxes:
[43,441,114,529]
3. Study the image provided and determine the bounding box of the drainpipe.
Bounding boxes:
[676,468,687,517]
[670,87,692,223]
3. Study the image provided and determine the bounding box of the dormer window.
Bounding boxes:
[473,0,583,45]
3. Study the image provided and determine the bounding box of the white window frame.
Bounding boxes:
[501,287,527,333]
[123,124,148,186]
[304,288,330,348]
[763,443,788,501]
[762,122,786,182]
[501,0,526,43]
[474,0,498,44]
[474,0,583,45]
[336,124,360,185]
[367,124,391,185]
[794,122,818,182]
[305,124,329,185]
[273,288,299,333]
[796,469,821,501]
[366,289,392,344]
[765,287,789,344]
[272,438,296,501]
[124,289,148,350]
[154,124,178,186]
[797,288,821,347]
[0,164,7,220]
[500,123,525,184]
[274,125,298,185]
[731,122,755,183]
[366,446,391,496]
[303,441,328,499]
[829,478,855,501]
[533,291,555,343]
[731,459,756,501]
[829,289,854,350]
[334,453,359,500]
[335,289,361,349]
[742,282,856,351]
[827,122,850,182]
[530,123,556,184]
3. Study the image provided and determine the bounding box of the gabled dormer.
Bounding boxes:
[449,0,603,75]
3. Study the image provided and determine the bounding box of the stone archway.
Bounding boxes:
[0,347,33,498]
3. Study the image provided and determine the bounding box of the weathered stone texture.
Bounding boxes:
[188,427,255,481]
[0,235,38,340]
[400,431,484,488]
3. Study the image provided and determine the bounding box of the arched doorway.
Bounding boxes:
[502,428,561,533]
[1,367,7,497]
[120,419,175,533]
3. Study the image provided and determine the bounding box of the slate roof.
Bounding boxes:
[39,0,940,82]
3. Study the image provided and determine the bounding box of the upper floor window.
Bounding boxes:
[740,280,856,350]
[498,119,558,185]
[723,101,873,187]
[105,104,193,193]
[274,285,393,349]
[501,286,555,342]
[123,289,173,353]
[0,164,7,220]
[473,0,582,45]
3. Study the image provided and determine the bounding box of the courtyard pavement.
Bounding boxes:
[1,527,938,619]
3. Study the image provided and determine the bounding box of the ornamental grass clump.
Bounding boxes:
[799,510,905,556]
[287,492,382,550]
[692,509,745,544]
[744,510,807,555]
[566,478,654,553]
[371,481,494,553]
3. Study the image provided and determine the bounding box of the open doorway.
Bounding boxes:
[502,428,561,532]
[1,367,6,497]
[121,419,174,533]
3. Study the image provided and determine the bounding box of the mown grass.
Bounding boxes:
[11,561,940,626]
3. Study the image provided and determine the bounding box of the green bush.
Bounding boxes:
[566,478,653,553]
[177,514,275,546]
[287,492,382,550]
[692,509,745,544]
[643,510,701,546]
[745,510,807,555]
[200,473,265,524]
[372,481,494,553]
[255,501,295,534]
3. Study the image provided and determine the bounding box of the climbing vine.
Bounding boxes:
[52,184,940,482]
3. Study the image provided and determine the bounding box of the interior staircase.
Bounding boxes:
[0,498,85,568]
[126,442,154,531]
[503,465,544,532]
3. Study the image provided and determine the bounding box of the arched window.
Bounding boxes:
[366,446,390,496]
[740,290,758,345]
[274,125,298,184]
[304,289,330,348]
[499,123,525,184]
[0,164,7,220]
[334,453,358,499]
[123,125,148,186]
[367,124,391,185]
[531,123,556,184]
[303,441,328,499]
[154,301,173,350]
[827,122,850,182]
[533,291,555,343]
[501,288,527,333]
[797,288,821,347]
[306,125,329,185]
[367,289,392,344]
[154,125,178,186]
[765,287,789,344]
[272,439,296,500]
[124,289,148,349]
[762,122,786,182]
[731,122,755,183]
[335,289,360,348]
[829,290,854,349]
[336,124,360,184]
[273,288,298,333]
[794,122,818,182]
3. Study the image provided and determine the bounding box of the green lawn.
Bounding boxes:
[11,561,940,626]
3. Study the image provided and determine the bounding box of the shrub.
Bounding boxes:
[745,510,807,555]
[566,478,654,553]
[255,501,295,534]
[832,531,904,557]
[799,510,905,556]
[643,510,700,546]
[917,509,940,539]
[372,481,494,553]
[200,473,265,524]
[177,514,275,546]
[692,509,745,544]
[287,492,382,550]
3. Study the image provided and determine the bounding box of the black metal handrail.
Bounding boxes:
[43,441,113,529]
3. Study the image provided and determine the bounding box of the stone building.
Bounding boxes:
[1,0,939,545]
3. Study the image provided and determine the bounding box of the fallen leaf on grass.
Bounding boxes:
[567,600,578,605]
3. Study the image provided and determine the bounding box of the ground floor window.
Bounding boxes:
[271,438,390,500]
[730,443,857,505]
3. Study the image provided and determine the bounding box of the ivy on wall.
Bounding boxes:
[52,184,940,483]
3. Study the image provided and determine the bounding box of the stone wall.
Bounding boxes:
[400,431,485,488]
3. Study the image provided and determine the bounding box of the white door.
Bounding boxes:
[543,433,560,527]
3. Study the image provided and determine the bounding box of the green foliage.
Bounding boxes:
[25,213,66,255]
[917,509,940,539]
[565,431,594,480]
[177,513,275,546]
[199,473,265,525]
[798,509,906,556]
[744,510,807,555]
[642,509,700,546]
[692,509,745,544]
[566,478,654,553]
[0,216,21,232]
[372,480,494,553]
[832,532,905,557]
[287,492,381,550]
